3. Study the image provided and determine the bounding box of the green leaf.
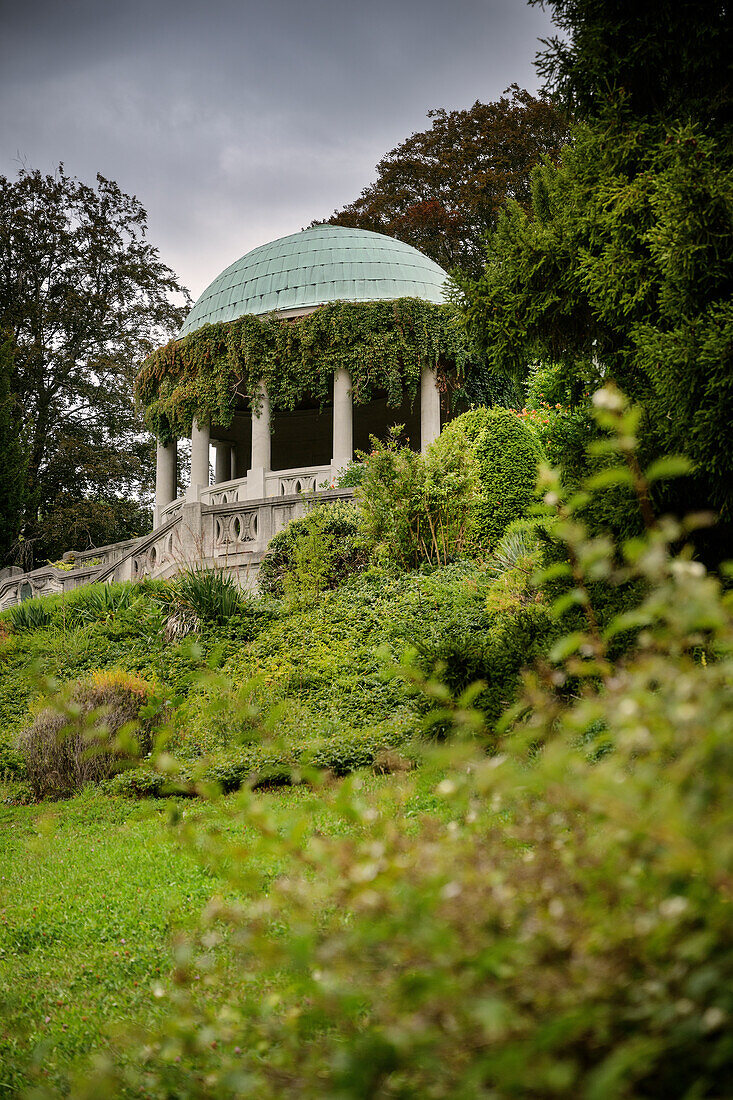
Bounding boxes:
[584,467,634,490]
[536,561,573,583]
[644,455,694,483]
[551,588,586,618]
[549,631,587,662]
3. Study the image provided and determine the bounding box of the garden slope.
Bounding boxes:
[0,561,552,786]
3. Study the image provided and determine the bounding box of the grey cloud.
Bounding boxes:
[1,0,556,296]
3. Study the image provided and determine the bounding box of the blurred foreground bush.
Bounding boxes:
[71,387,733,1098]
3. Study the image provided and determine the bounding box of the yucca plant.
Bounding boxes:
[6,596,54,632]
[487,519,551,580]
[169,567,243,629]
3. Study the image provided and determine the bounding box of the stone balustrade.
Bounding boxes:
[0,486,354,609]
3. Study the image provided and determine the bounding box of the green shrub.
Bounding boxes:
[415,600,554,729]
[110,722,417,797]
[488,516,553,579]
[435,406,543,552]
[356,428,481,568]
[18,669,161,801]
[258,501,365,599]
[335,459,364,488]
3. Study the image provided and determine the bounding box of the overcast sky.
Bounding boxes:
[1,0,556,300]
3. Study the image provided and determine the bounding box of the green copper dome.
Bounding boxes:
[179,225,449,336]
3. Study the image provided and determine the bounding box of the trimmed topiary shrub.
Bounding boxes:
[18,669,161,801]
[436,407,543,552]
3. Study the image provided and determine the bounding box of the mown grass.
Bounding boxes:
[0,775,443,1097]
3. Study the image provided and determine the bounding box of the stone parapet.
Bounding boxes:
[0,488,354,609]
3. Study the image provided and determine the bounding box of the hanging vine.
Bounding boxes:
[136,298,477,442]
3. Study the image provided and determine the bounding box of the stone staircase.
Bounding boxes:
[0,487,353,610]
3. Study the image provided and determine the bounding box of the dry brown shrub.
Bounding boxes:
[18,670,159,801]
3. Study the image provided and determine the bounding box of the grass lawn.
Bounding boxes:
[0,785,323,1095]
[0,774,442,1097]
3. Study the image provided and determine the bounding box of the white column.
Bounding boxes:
[188,416,210,500]
[230,446,238,482]
[154,439,177,528]
[420,363,441,453]
[248,381,271,499]
[214,441,231,485]
[331,368,353,481]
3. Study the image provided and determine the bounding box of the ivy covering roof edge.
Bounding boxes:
[136,298,475,443]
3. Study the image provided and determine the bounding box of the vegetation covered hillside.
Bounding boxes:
[2,388,732,1098]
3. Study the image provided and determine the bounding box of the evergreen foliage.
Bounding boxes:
[436,407,543,551]
[457,3,733,540]
[532,0,732,128]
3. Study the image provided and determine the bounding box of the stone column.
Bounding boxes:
[214,441,231,485]
[331,368,353,481]
[188,416,210,500]
[154,439,177,528]
[230,446,238,482]
[420,363,441,453]
[248,381,271,500]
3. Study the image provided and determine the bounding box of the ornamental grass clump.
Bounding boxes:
[18,669,160,801]
[162,567,244,634]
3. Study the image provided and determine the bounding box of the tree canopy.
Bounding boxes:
[531,0,732,128]
[319,86,569,278]
[0,167,189,567]
[0,331,26,563]
[456,2,733,544]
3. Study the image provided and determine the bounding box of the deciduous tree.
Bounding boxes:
[0,166,190,566]
[0,330,26,563]
[320,86,569,278]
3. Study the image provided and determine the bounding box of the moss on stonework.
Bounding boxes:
[136,298,476,444]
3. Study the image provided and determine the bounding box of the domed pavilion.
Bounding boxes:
[0,225,475,608]
[141,225,457,526]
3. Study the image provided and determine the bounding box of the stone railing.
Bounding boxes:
[266,464,333,498]
[0,560,106,610]
[197,464,333,509]
[0,487,354,608]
